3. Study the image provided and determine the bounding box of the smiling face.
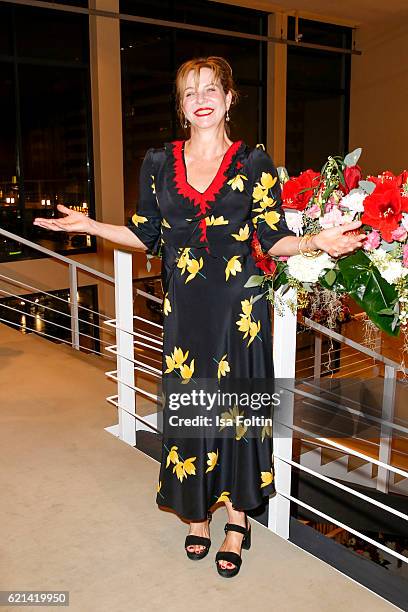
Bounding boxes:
[182,67,232,130]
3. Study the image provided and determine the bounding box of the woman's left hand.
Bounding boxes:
[313,219,367,258]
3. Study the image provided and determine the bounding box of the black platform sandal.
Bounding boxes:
[184,510,212,560]
[215,514,251,578]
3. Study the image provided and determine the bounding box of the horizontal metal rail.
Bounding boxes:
[0,227,114,284]
[303,317,406,373]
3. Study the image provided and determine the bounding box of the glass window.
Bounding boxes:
[15,6,89,63]
[0,5,13,56]
[120,0,267,35]
[285,17,351,175]
[0,4,94,262]
[121,16,267,218]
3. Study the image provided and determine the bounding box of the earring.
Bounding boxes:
[183,117,188,129]
[226,109,230,123]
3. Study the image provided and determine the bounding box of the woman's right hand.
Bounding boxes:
[33,204,94,234]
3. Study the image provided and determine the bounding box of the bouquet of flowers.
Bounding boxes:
[246,148,408,338]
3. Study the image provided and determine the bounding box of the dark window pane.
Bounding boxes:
[0,5,13,56]
[286,19,351,175]
[288,17,352,49]
[18,64,93,251]
[121,20,267,217]
[120,0,267,35]
[287,48,347,93]
[15,6,89,63]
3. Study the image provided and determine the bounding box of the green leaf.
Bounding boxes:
[337,250,400,336]
[244,275,264,288]
[324,269,337,286]
[377,308,394,316]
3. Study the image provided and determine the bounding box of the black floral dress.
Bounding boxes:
[127,140,295,521]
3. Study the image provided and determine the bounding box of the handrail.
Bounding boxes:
[0,227,114,284]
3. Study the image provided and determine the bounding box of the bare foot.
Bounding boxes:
[217,508,248,571]
[186,517,210,555]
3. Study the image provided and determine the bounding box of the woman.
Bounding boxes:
[34,56,365,578]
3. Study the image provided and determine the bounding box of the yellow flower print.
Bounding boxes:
[216,491,231,503]
[260,172,277,191]
[227,174,248,192]
[166,445,180,468]
[241,298,253,317]
[173,347,189,368]
[151,175,156,194]
[252,184,267,203]
[206,449,219,473]
[163,293,171,316]
[236,297,261,347]
[236,314,251,336]
[173,456,197,482]
[180,359,195,383]
[161,218,171,228]
[217,354,230,381]
[177,248,191,274]
[264,210,281,230]
[185,257,203,283]
[225,255,242,281]
[260,469,274,488]
[231,224,250,241]
[260,195,275,209]
[157,480,162,493]
[261,424,272,442]
[219,405,248,441]
[248,320,261,346]
[205,215,229,226]
[164,346,189,373]
[131,213,148,226]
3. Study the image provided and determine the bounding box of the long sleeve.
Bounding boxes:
[127,148,162,255]
[249,147,296,252]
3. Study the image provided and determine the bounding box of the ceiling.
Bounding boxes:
[214,0,408,28]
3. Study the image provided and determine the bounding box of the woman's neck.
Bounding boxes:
[185,126,233,161]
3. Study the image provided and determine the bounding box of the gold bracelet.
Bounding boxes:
[298,234,322,258]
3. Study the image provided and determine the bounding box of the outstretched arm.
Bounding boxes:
[33,204,148,251]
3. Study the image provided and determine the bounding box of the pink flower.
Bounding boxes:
[319,206,345,229]
[391,226,408,242]
[403,244,408,267]
[306,204,321,219]
[363,230,381,251]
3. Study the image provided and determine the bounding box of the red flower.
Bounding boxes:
[250,231,277,276]
[399,170,408,188]
[367,170,400,187]
[282,169,320,211]
[361,182,403,242]
[340,165,362,194]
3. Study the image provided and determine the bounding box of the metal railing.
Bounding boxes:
[1,229,406,576]
[104,251,408,573]
[0,226,116,356]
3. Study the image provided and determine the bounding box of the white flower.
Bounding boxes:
[340,190,366,213]
[284,210,303,236]
[287,252,335,283]
[368,248,408,284]
[379,261,408,284]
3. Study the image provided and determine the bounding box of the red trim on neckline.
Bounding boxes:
[171,140,242,244]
